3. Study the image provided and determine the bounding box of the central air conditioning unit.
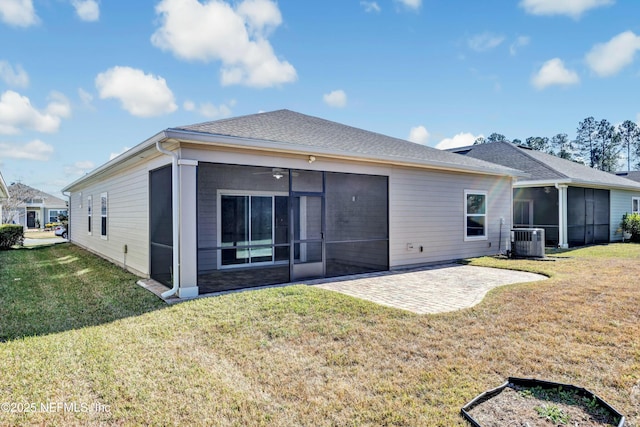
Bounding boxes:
[510,228,545,258]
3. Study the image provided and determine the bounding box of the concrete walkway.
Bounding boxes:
[308,264,547,314]
[23,237,67,247]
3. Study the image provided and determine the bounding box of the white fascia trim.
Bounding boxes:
[515,178,640,192]
[163,129,524,178]
[62,131,169,192]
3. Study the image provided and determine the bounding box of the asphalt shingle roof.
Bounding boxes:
[450,141,640,190]
[616,171,640,183]
[7,183,67,207]
[172,110,520,176]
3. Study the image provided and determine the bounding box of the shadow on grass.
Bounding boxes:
[0,243,168,342]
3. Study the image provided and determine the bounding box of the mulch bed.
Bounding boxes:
[465,383,622,426]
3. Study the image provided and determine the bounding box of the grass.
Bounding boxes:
[1,243,639,426]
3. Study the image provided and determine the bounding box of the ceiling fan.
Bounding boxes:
[253,168,299,180]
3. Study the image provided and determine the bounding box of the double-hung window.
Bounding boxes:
[464,190,487,240]
[633,197,640,214]
[100,193,108,238]
[48,209,67,224]
[87,195,92,234]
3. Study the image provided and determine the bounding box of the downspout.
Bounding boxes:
[554,182,568,248]
[155,140,180,298]
[62,191,70,240]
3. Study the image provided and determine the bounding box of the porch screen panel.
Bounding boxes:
[197,163,290,293]
[567,187,586,246]
[149,165,173,286]
[324,172,388,277]
[567,187,610,246]
[593,189,610,244]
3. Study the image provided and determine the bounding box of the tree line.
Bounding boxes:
[473,117,640,172]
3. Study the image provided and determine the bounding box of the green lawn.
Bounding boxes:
[0,243,638,426]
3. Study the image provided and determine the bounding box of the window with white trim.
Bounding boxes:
[100,193,108,238]
[48,209,67,224]
[464,190,487,240]
[87,195,92,234]
[633,197,640,214]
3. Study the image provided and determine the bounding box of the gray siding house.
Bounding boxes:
[1,183,68,228]
[451,142,640,247]
[63,110,521,298]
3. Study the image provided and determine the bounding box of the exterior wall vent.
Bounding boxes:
[510,228,545,258]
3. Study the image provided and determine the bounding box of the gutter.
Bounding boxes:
[163,129,526,178]
[514,178,640,192]
[155,140,180,298]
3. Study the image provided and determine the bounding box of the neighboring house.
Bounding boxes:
[63,109,522,298]
[2,183,68,229]
[450,142,640,248]
[0,171,8,224]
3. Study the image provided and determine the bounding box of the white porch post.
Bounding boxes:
[177,159,199,298]
[557,184,568,248]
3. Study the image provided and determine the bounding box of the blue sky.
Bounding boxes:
[0,0,639,197]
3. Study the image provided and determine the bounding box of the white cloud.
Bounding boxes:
[183,99,235,119]
[0,0,38,27]
[109,147,131,161]
[151,0,296,88]
[510,36,531,55]
[45,91,71,119]
[395,0,421,10]
[64,160,95,176]
[71,0,99,22]
[468,32,505,52]
[0,139,54,161]
[0,90,70,134]
[361,1,381,13]
[585,31,640,77]
[435,132,479,150]
[531,58,580,89]
[0,61,29,87]
[236,0,281,36]
[95,66,177,117]
[408,125,430,144]
[323,89,347,108]
[519,0,613,18]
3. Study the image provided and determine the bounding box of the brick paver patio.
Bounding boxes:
[308,263,547,314]
[141,263,547,313]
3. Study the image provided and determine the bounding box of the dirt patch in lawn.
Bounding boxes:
[466,384,622,426]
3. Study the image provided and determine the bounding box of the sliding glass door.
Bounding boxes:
[220,194,288,267]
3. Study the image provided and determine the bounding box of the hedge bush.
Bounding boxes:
[620,213,640,242]
[0,224,24,250]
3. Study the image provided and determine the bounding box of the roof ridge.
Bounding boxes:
[502,142,570,180]
[171,109,291,131]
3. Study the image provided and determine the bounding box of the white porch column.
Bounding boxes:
[177,159,199,298]
[557,184,568,248]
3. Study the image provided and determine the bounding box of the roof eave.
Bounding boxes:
[62,131,169,192]
[515,178,640,191]
[165,128,524,177]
